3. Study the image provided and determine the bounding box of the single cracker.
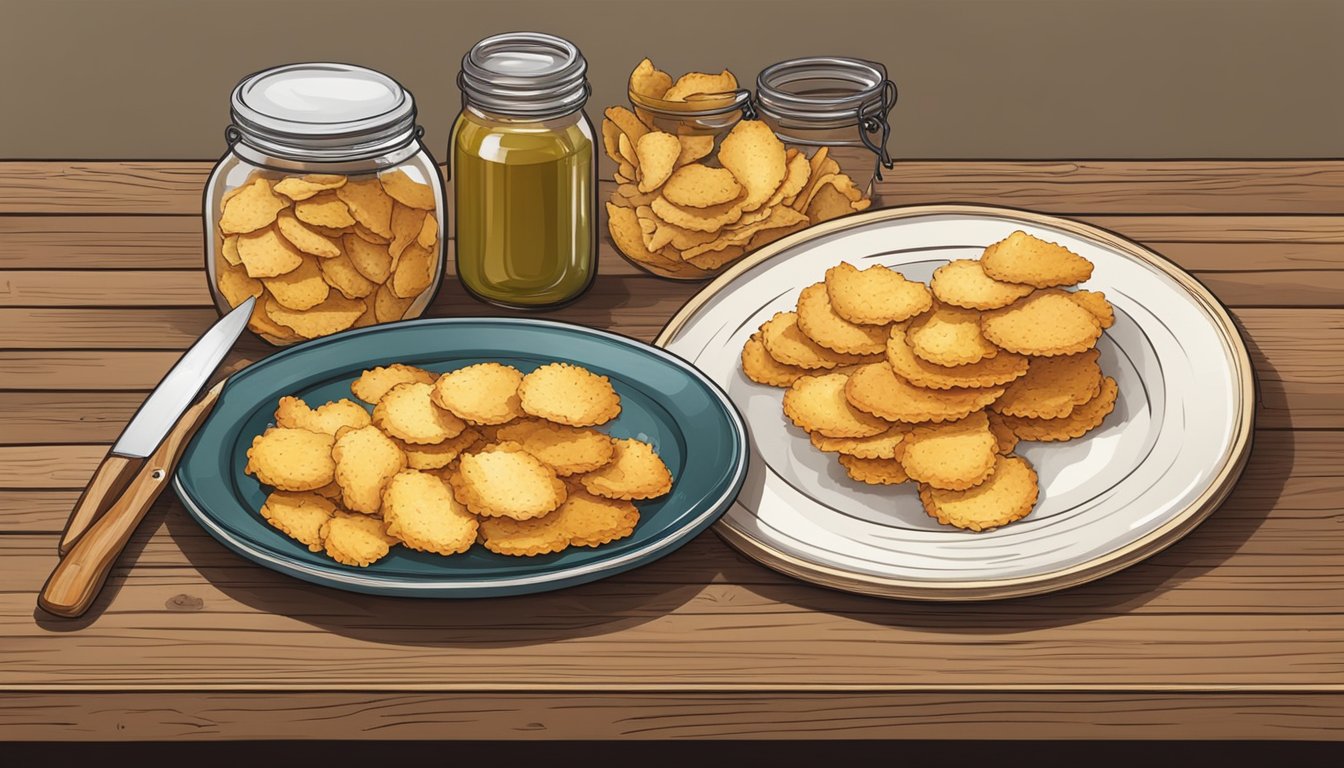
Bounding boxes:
[320,251,378,299]
[381,470,478,556]
[294,191,357,229]
[320,511,398,566]
[452,442,568,520]
[476,508,572,556]
[981,291,1103,357]
[838,454,910,485]
[518,362,622,427]
[795,282,889,355]
[373,381,466,445]
[260,491,337,552]
[810,423,913,459]
[374,282,415,323]
[844,363,1004,424]
[275,209,342,258]
[393,429,483,470]
[237,225,305,278]
[919,454,1039,532]
[579,438,674,500]
[389,203,426,260]
[999,376,1118,442]
[351,364,437,404]
[783,372,892,438]
[274,396,371,435]
[431,363,525,425]
[335,178,395,238]
[823,262,933,325]
[980,230,1094,288]
[478,488,639,555]
[244,427,336,492]
[495,419,616,476]
[272,173,347,201]
[343,232,393,283]
[391,242,435,299]
[759,312,881,370]
[661,163,742,208]
[991,348,1102,419]
[380,169,437,210]
[560,489,641,547]
[1050,288,1115,329]
[886,325,1028,390]
[986,411,1020,454]
[908,304,1000,366]
[931,259,1034,310]
[898,411,999,491]
[262,255,329,310]
[220,178,287,235]
[264,294,365,339]
[331,424,406,514]
[741,332,811,387]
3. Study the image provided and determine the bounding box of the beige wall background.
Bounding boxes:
[2,0,1340,160]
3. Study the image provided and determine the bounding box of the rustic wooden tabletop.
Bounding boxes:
[1,160,1340,741]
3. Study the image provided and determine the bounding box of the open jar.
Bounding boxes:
[755,56,896,202]
[205,63,447,346]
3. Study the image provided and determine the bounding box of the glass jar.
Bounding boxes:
[204,63,448,346]
[452,32,597,309]
[755,57,896,212]
[609,85,755,281]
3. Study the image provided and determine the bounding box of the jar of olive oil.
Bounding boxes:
[452,32,597,308]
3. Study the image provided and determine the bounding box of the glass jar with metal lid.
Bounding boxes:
[755,56,896,208]
[204,63,448,346]
[452,32,597,309]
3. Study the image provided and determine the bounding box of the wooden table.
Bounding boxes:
[2,160,1342,742]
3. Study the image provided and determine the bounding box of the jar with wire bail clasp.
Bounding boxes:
[754,56,896,220]
[204,63,448,346]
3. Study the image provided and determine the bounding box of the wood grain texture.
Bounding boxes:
[6,160,1344,215]
[0,691,1340,741]
[5,214,1342,273]
[2,159,1342,741]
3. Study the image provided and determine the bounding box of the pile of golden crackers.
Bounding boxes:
[741,230,1118,532]
[244,361,673,566]
[215,170,439,344]
[604,59,871,279]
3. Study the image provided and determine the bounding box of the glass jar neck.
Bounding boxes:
[228,132,424,173]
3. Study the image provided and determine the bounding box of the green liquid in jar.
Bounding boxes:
[453,113,595,307]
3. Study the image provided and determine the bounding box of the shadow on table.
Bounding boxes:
[155,499,718,645]
[733,331,1292,634]
[31,503,173,633]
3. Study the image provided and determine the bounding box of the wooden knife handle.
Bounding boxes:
[38,382,224,619]
[59,453,145,555]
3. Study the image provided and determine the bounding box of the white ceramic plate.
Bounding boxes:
[656,204,1255,600]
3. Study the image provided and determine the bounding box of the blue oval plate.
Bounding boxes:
[173,318,747,598]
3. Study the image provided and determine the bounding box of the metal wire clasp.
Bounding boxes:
[858,79,897,182]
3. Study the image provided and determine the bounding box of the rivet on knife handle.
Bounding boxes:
[38,382,224,619]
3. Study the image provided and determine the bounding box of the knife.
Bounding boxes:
[38,297,254,618]
[57,297,255,555]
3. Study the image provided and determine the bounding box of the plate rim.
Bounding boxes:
[654,203,1256,601]
[173,315,750,598]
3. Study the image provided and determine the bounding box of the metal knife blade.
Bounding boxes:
[112,297,254,458]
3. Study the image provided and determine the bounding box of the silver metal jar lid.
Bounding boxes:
[459,32,589,120]
[229,63,419,161]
